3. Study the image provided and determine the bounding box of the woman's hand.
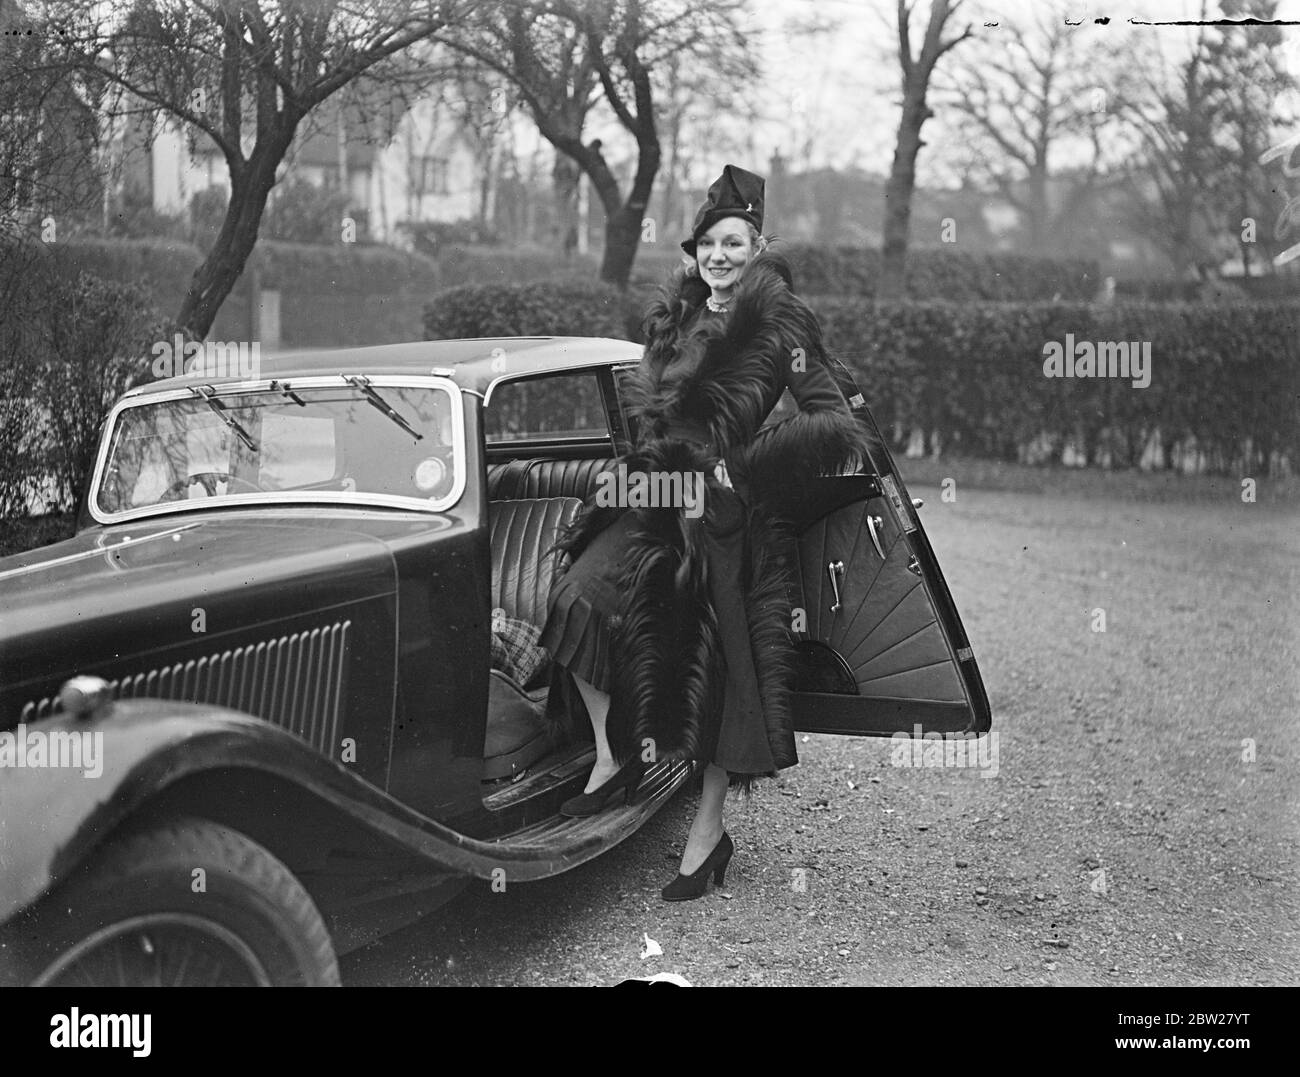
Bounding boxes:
[713,460,733,489]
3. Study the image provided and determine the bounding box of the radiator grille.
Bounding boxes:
[19,621,351,754]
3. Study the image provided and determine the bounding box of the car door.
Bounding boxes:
[612,359,990,739]
[787,392,991,739]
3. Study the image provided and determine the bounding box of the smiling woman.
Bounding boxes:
[680,166,770,314]
[538,164,878,899]
[692,219,766,304]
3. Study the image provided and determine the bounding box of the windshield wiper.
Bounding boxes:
[343,374,423,442]
[269,379,306,406]
[190,385,258,453]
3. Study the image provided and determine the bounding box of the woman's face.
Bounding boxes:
[695,216,754,296]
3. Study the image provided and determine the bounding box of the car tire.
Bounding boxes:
[21,816,340,987]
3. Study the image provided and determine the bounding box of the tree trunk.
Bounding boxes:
[177,127,296,339]
[1161,430,1178,471]
[599,205,642,287]
[553,152,580,259]
[585,126,658,288]
[879,95,927,300]
[1027,166,1049,255]
[879,0,968,299]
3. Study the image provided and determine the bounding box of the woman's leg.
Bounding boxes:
[572,675,620,792]
[679,764,728,874]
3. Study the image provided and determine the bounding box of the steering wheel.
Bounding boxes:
[161,471,266,500]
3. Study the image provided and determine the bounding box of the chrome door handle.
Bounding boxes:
[865,514,886,560]
[827,560,845,612]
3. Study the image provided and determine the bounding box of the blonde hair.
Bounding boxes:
[682,224,768,276]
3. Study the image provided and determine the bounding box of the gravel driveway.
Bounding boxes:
[343,481,1300,986]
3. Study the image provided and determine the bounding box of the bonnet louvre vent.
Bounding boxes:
[20,621,352,754]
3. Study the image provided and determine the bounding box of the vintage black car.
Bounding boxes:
[0,337,990,985]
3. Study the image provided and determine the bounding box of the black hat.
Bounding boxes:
[681,164,765,255]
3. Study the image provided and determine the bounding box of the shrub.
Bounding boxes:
[1,240,169,515]
[102,184,189,241]
[265,178,361,244]
[399,219,500,255]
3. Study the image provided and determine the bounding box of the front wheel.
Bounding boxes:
[21,817,339,986]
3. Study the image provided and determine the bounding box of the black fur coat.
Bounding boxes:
[557,252,875,777]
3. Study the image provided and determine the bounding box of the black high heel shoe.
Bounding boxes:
[559,757,645,818]
[661,831,733,901]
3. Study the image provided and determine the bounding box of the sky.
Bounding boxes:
[468,0,1300,205]
[731,0,1300,185]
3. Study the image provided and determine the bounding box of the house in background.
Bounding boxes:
[120,85,484,246]
[367,93,486,244]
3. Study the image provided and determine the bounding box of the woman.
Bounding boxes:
[539,164,873,900]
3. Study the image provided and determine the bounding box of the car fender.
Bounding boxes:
[1,698,522,925]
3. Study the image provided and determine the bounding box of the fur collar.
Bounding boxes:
[629,252,821,452]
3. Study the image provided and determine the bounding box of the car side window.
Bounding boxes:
[486,373,609,443]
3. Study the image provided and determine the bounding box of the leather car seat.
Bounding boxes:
[483,496,582,779]
[486,458,616,501]
[488,496,582,627]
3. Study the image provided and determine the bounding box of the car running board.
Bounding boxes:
[477,758,696,876]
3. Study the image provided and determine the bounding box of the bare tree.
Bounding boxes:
[653,39,766,245]
[939,7,1131,255]
[23,0,479,338]
[440,0,757,288]
[879,0,973,300]
[436,59,513,230]
[0,0,105,242]
[1206,0,1297,276]
[1122,5,1227,280]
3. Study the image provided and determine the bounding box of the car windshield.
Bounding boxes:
[95,380,461,517]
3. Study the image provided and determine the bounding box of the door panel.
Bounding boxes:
[788,409,991,737]
[801,497,963,701]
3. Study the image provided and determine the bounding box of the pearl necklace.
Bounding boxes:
[706,296,729,313]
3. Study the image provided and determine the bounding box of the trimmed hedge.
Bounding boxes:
[36,236,1109,353]
[253,241,441,295]
[47,237,201,309]
[774,244,1100,302]
[50,236,444,298]
[814,297,1299,474]
[423,277,639,340]
[1116,272,1299,303]
[421,243,1102,300]
[428,243,684,288]
[45,238,446,344]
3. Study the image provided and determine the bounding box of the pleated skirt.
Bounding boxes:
[538,508,777,777]
[537,512,634,696]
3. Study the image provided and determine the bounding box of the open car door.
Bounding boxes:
[787,386,991,739]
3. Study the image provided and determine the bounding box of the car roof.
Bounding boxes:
[125,336,643,399]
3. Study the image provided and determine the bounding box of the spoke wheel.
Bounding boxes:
[33,914,271,987]
[24,817,339,987]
